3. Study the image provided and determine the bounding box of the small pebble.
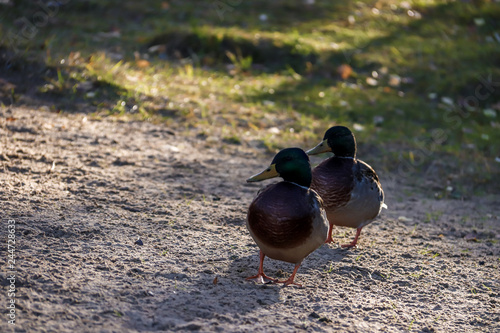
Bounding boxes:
[309,312,320,318]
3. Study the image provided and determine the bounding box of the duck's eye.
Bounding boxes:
[266,168,271,172]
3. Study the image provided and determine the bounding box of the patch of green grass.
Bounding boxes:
[183,194,195,206]
[408,318,415,331]
[418,245,440,259]
[324,262,335,274]
[424,211,443,223]
[1,0,499,194]
[223,134,242,145]
[409,267,424,279]
[482,283,492,292]
[410,224,417,235]
[419,245,432,255]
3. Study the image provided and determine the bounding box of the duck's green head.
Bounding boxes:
[306,126,356,158]
[246,148,312,187]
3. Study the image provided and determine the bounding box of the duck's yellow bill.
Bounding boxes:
[246,164,279,182]
[306,139,330,155]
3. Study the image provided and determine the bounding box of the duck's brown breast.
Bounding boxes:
[247,182,316,249]
[311,157,354,211]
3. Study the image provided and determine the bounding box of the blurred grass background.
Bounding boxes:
[1,0,499,196]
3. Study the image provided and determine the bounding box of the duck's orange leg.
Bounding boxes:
[246,251,277,283]
[325,223,334,243]
[341,227,362,248]
[276,262,303,287]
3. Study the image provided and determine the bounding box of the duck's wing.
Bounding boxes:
[355,159,385,209]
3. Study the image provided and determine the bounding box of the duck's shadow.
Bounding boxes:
[140,254,283,331]
[139,244,356,331]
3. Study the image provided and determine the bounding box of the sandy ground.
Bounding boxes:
[1,106,499,332]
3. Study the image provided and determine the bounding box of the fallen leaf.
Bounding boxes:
[366,77,378,86]
[441,96,454,106]
[337,64,352,80]
[213,276,218,285]
[248,122,260,131]
[268,127,280,134]
[389,75,401,87]
[67,51,81,65]
[353,123,365,131]
[474,18,485,26]
[483,109,496,118]
[136,59,150,68]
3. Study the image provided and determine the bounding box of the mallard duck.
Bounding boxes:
[306,126,387,248]
[246,148,328,286]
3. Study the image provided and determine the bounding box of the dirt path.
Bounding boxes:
[1,106,499,332]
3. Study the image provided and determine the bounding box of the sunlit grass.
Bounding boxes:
[1,0,499,194]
